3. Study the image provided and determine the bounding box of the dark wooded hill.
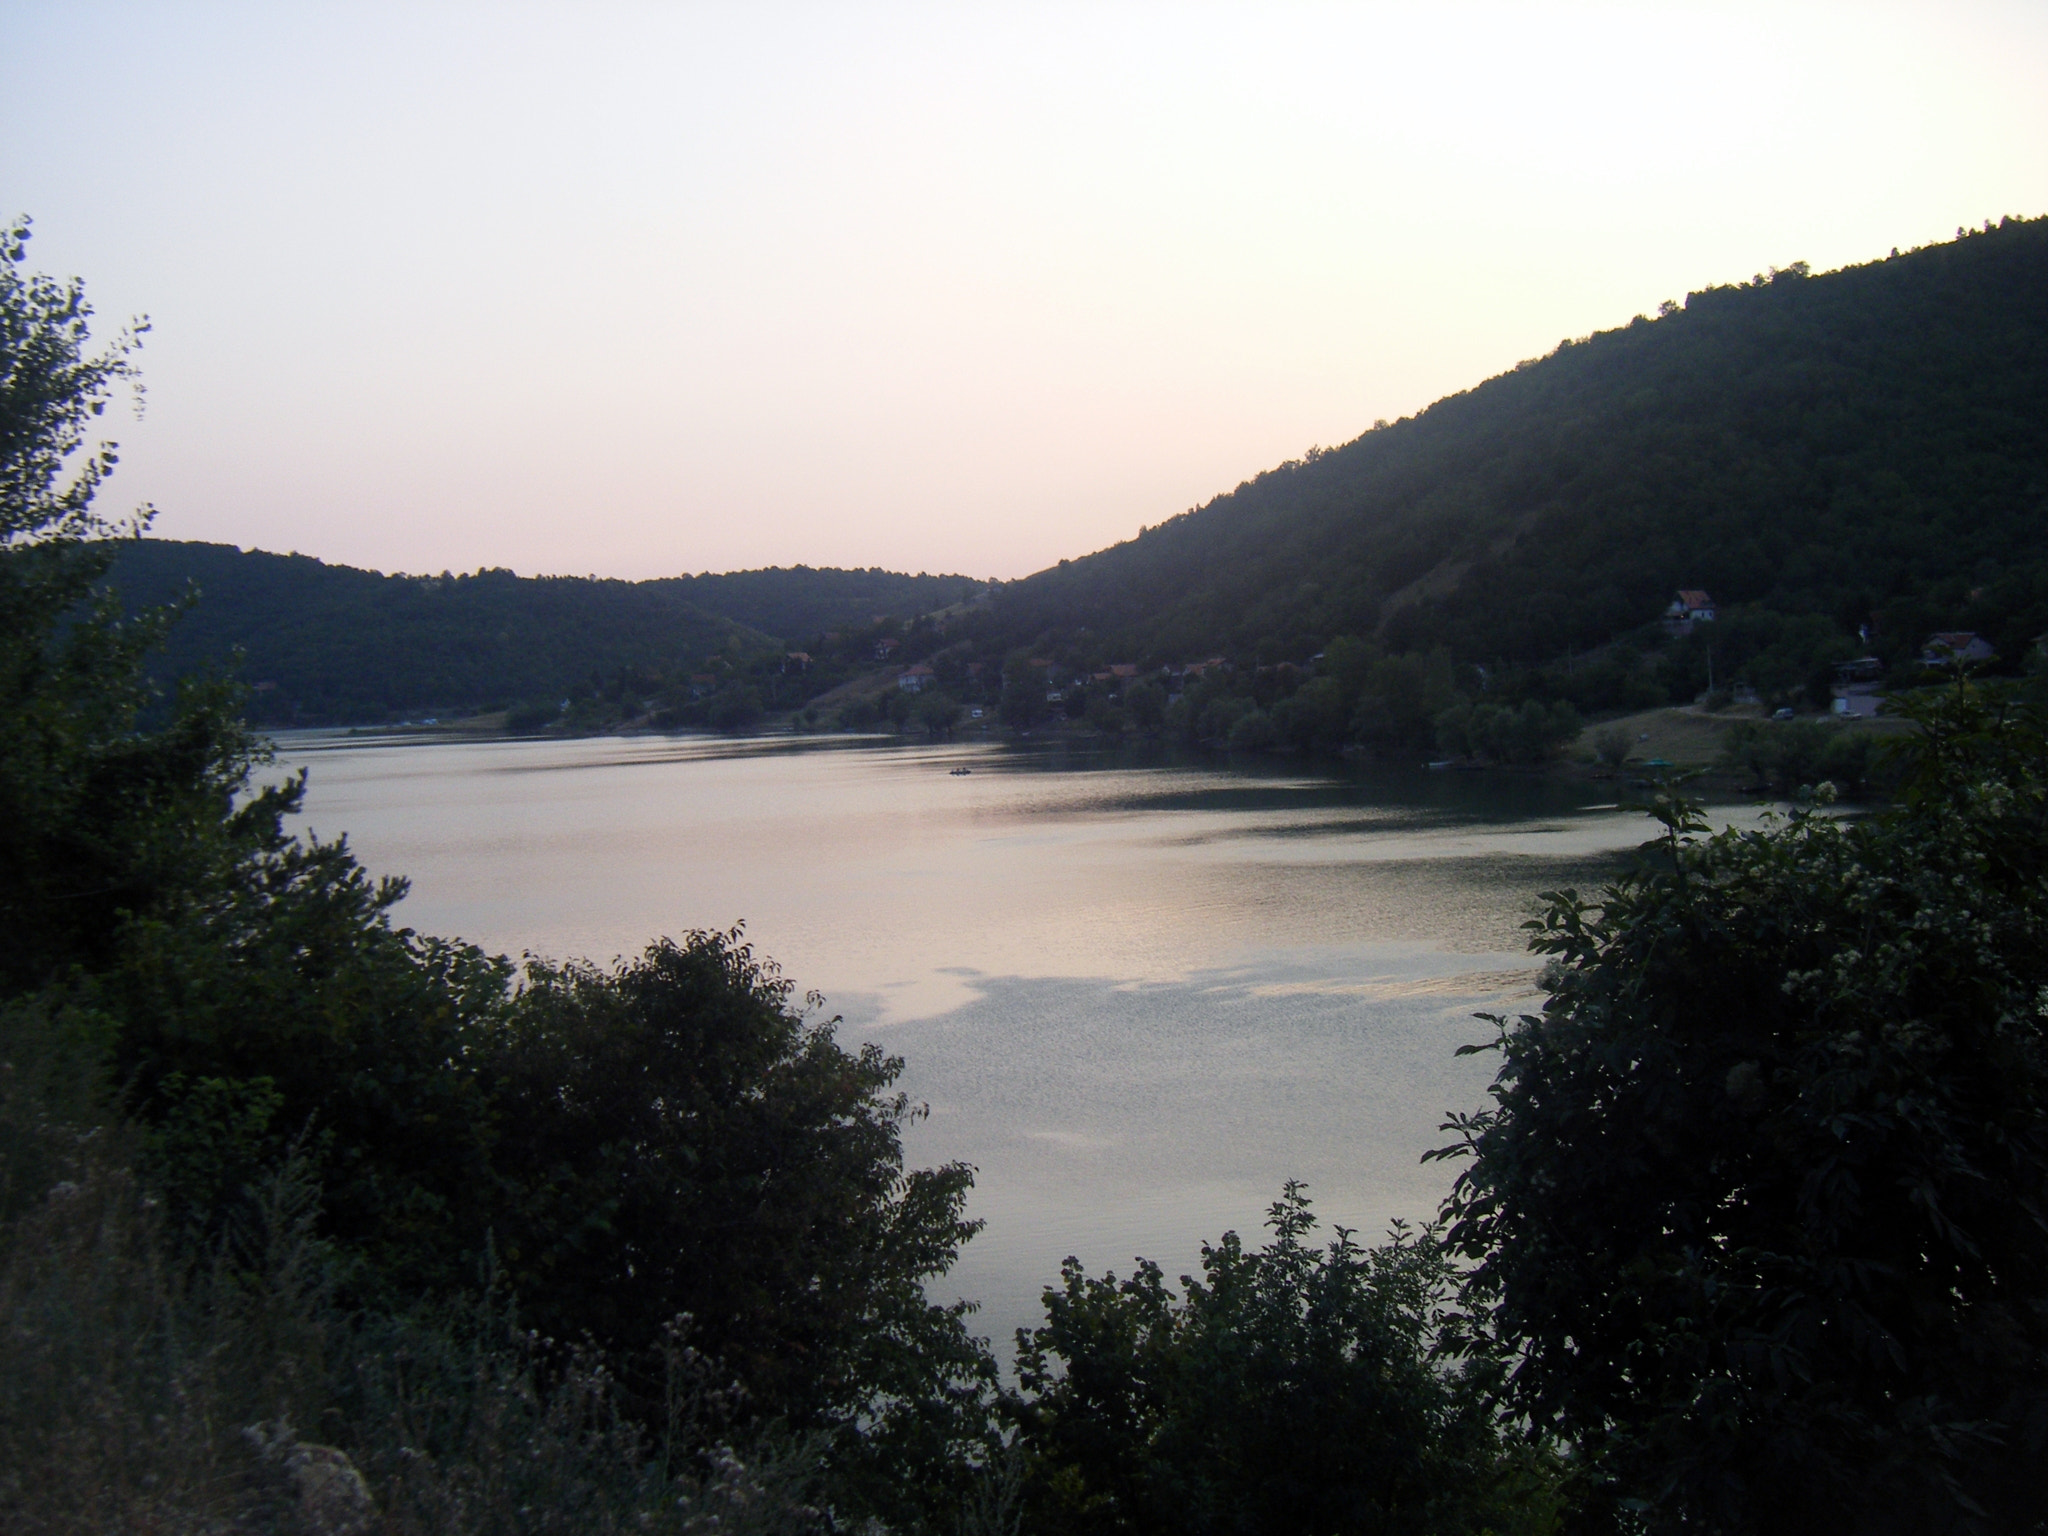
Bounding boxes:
[105,540,976,725]
[982,217,2048,682]
[658,564,983,640]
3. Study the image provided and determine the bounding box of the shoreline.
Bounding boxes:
[310,696,1911,794]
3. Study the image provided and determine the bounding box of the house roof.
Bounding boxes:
[1924,631,1996,660]
[1675,589,1714,608]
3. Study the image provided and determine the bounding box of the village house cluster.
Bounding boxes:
[1661,587,2005,719]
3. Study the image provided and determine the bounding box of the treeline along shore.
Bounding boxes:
[10,209,2048,1533]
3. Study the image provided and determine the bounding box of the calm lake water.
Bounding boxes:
[270,730,1742,1352]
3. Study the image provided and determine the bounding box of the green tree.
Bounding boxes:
[1122,678,1167,734]
[0,214,285,991]
[106,843,511,1291]
[1225,706,1276,751]
[1014,1185,1558,1536]
[0,214,507,1282]
[1083,689,1123,734]
[915,690,964,736]
[999,651,1049,729]
[486,933,1001,1519]
[1590,725,1633,769]
[1434,684,2048,1532]
[1720,716,1892,797]
[1196,691,1253,744]
[1270,675,1349,752]
[707,682,765,731]
[1351,648,1461,753]
[1434,698,1579,764]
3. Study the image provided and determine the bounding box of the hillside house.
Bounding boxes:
[1663,590,1717,636]
[874,637,899,661]
[1831,656,1884,719]
[1922,631,1997,667]
[898,662,936,693]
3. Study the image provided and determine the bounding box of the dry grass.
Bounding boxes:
[0,1112,313,1531]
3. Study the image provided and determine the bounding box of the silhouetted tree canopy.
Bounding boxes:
[1013,1185,1558,1536]
[1433,683,2048,1532]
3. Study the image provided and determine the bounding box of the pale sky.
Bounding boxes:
[4,2,2045,581]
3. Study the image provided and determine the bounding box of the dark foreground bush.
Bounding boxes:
[484,935,1001,1515]
[0,1019,835,1535]
[1436,684,2048,1533]
[1012,1184,1562,1536]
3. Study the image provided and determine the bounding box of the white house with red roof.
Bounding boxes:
[1663,589,1717,635]
[1922,631,1997,667]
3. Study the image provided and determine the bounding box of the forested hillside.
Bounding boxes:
[104,540,976,725]
[659,564,982,639]
[103,221,2048,743]
[984,217,2048,682]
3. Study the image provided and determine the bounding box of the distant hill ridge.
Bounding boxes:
[106,540,977,725]
[986,216,2048,679]
[113,218,2048,729]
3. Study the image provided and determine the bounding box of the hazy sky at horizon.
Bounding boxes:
[4,1,2046,581]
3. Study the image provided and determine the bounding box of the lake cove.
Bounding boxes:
[273,731,1772,1349]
